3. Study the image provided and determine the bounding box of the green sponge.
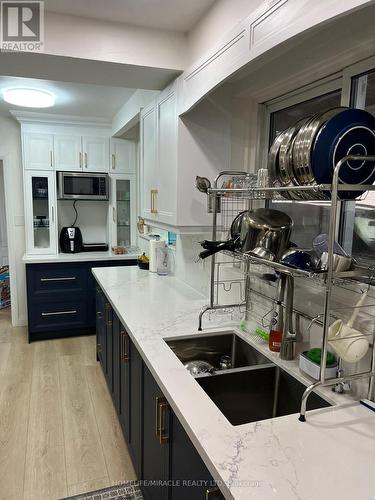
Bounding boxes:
[306,348,336,367]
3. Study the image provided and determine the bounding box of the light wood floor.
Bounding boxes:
[0,308,136,500]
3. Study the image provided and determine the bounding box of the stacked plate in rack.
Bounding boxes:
[268,107,375,200]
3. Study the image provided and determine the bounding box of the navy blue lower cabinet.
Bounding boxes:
[141,364,170,500]
[94,284,224,500]
[127,335,143,478]
[96,285,106,370]
[112,314,121,412]
[169,415,225,500]
[26,259,136,342]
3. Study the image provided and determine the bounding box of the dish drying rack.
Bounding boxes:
[198,156,375,421]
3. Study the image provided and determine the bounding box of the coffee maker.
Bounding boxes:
[60,227,83,253]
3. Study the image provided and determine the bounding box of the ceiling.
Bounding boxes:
[0,76,135,119]
[45,0,216,32]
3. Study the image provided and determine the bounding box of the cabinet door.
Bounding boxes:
[105,302,113,391]
[24,171,58,255]
[119,323,130,441]
[128,337,142,477]
[112,314,121,411]
[96,286,106,369]
[156,88,177,225]
[110,138,136,174]
[140,103,158,219]
[109,174,136,248]
[23,133,54,170]
[82,136,110,172]
[170,414,225,500]
[54,134,82,171]
[142,364,170,500]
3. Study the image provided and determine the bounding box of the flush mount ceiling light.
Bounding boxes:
[2,87,56,108]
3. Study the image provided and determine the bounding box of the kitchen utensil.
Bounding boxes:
[311,108,375,199]
[240,208,293,260]
[299,108,344,186]
[195,176,211,193]
[312,232,348,258]
[268,130,285,187]
[319,252,352,272]
[328,292,370,363]
[198,210,246,259]
[280,249,320,271]
[184,360,214,376]
[248,246,276,261]
[219,355,232,370]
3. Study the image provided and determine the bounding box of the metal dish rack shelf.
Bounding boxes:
[198,155,375,421]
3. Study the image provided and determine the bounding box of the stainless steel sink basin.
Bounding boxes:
[197,365,331,426]
[165,332,270,371]
[165,332,331,426]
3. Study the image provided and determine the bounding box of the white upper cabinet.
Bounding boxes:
[140,102,158,220]
[24,170,58,255]
[54,134,82,171]
[140,85,178,225]
[82,136,110,172]
[23,133,54,170]
[110,138,136,174]
[156,87,177,225]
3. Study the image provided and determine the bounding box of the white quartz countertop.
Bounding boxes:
[92,266,375,500]
[23,251,139,264]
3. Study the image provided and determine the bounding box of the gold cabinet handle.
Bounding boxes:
[84,152,88,168]
[155,396,169,444]
[79,152,82,168]
[50,151,53,167]
[112,153,116,170]
[121,328,129,363]
[151,189,158,214]
[105,303,112,326]
[206,488,221,500]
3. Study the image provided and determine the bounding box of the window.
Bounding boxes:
[268,88,342,249]
[341,69,375,263]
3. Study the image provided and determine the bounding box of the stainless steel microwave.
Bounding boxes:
[57,172,109,201]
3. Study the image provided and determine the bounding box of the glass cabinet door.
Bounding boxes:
[25,171,57,255]
[111,174,136,248]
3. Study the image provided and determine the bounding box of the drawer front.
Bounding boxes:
[27,264,86,295]
[29,299,87,332]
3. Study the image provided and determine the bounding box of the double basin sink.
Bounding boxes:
[165,332,330,426]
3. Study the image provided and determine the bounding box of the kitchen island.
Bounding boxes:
[93,266,375,500]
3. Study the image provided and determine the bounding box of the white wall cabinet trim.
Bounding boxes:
[110,138,136,174]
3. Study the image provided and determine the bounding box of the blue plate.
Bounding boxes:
[311,108,375,199]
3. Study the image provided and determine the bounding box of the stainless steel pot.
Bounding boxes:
[240,208,293,260]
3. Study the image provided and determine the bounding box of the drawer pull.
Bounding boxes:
[41,310,77,316]
[121,329,129,363]
[105,303,112,326]
[206,488,221,500]
[155,396,169,445]
[40,277,77,282]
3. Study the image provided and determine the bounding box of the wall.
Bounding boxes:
[0,115,26,326]
[45,11,187,71]
[187,0,264,66]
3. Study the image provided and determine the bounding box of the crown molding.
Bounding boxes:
[10,110,112,127]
